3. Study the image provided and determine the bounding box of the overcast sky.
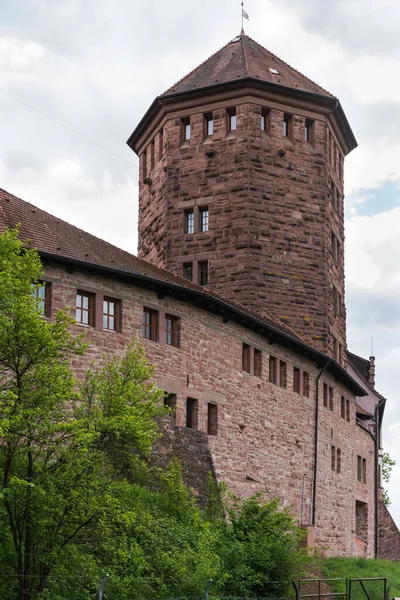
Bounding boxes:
[1,0,400,526]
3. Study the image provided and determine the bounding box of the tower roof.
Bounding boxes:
[163,34,333,99]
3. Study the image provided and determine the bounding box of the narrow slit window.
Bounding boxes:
[261,108,270,133]
[186,398,198,429]
[227,107,237,132]
[305,119,314,144]
[293,367,301,394]
[242,343,251,373]
[341,395,346,419]
[331,445,336,471]
[269,355,277,384]
[346,399,350,422]
[254,349,262,378]
[76,292,94,326]
[279,360,287,388]
[185,210,195,234]
[142,149,147,181]
[150,139,155,169]
[207,403,218,436]
[198,261,208,286]
[34,282,51,317]
[204,112,214,137]
[159,127,164,158]
[303,371,310,398]
[200,207,209,232]
[336,448,341,474]
[182,117,191,142]
[183,263,193,281]
[283,113,292,138]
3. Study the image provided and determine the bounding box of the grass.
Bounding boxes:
[320,558,400,600]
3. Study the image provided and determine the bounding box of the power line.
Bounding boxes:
[0,87,137,168]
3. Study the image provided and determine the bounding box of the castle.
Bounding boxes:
[1,33,399,558]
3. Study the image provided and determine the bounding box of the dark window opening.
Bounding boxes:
[207,403,218,436]
[186,397,198,429]
[159,127,164,158]
[305,119,314,144]
[283,113,292,138]
[164,393,177,411]
[199,261,208,286]
[204,112,213,137]
[356,500,368,541]
[183,263,193,281]
[227,107,237,132]
[261,108,270,133]
[337,448,341,474]
[331,445,336,471]
[303,371,310,398]
[293,367,301,394]
[142,149,147,180]
[242,343,251,373]
[150,140,155,170]
[254,349,262,377]
[279,360,287,388]
[182,117,191,142]
[269,355,277,384]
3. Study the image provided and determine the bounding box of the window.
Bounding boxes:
[182,117,191,142]
[164,393,177,411]
[200,207,209,232]
[76,292,94,326]
[283,113,292,138]
[142,308,158,341]
[323,383,333,410]
[333,286,342,317]
[164,314,179,347]
[331,232,340,262]
[254,349,262,377]
[207,403,218,436]
[279,360,287,388]
[198,261,208,286]
[331,445,336,471]
[261,108,270,133]
[103,298,120,331]
[293,367,301,394]
[183,263,193,281]
[185,210,195,234]
[346,398,350,422]
[331,182,338,212]
[150,139,155,169]
[242,343,251,373]
[305,119,314,144]
[303,371,310,398]
[227,107,236,131]
[356,501,368,540]
[142,149,147,180]
[337,448,341,473]
[357,456,367,484]
[159,127,164,158]
[341,395,346,419]
[204,112,213,137]
[269,356,277,384]
[186,398,198,429]
[34,282,51,317]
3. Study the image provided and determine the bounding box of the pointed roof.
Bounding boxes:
[163,34,333,99]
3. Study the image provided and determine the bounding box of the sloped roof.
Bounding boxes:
[164,34,333,98]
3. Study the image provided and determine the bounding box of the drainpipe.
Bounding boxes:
[374,398,386,558]
[312,359,332,526]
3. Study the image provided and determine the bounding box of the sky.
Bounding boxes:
[1,0,400,525]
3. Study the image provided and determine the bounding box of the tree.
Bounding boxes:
[381,451,395,506]
[0,228,165,600]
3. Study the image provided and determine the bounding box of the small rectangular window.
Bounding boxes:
[279,360,287,389]
[150,139,155,169]
[331,445,336,471]
[159,127,164,158]
[331,232,340,262]
[242,343,251,373]
[207,403,218,436]
[341,395,346,419]
[185,210,195,234]
[337,448,341,474]
[283,113,292,138]
[357,456,367,484]
[261,108,270,133]
[198,261,208,286]
[186,398,198,429]
[227,107,237,132]
[331,182,338,212]
[346,398,350,422]
[142,308,158,341]
[305,119,314,144]
[333,286,342,317]
[103,298,120,331]
[164,314,179,347]
[200,207,209,232]
[293,367,301,394]
[76,292,94,326]
[303,371,310,398]
[269,355,277,384]
[142,149,147,181]
[323,383,328,408]
[182,117,191,142]
[204,112,213,137]
[183,263,193,281]
[254,349,262,378]
[329,387,334,411]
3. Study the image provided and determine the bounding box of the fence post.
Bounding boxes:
[99,574,109,600]
[205,579,214,600]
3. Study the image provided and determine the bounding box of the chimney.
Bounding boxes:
[368,356,375,388]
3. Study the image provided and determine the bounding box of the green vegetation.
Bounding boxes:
[0,228,310,600]
[322,557,400,600]
[382,452,395,506]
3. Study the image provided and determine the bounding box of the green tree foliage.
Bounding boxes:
[0,228,310,600]
[381,451,395,506]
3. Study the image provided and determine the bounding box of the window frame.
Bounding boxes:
[181,117,191,142]
[261,108,270,133]
[269,355,277,384]
[76,291,95,327]
[293,367,301,394]
[35,281,51,317]
[227,107,237,132]
[199,207,209,232]
[283,113,293,138]
[303,371,310,398]
[183,263,193,282]
[207,403,218,436]
[279,360,287,389]
[186,397,198,429]
[242,343,251,374]
[204,112,214,137]
[142,307,158,342]
[198,260,209,286]
[254,348,262,378]
[305,118,314,145]
[103,297,120,332]
[164,314,180,347]
[185,209,195,234]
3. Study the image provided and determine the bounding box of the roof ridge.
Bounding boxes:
[162,37,236,96]
[243,34,333,97]
[241,34,250,77]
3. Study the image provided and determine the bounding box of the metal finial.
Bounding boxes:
[241,1,249,34]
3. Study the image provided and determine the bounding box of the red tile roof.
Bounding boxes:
[164,34,333,98]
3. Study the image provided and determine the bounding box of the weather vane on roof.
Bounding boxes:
[241,1,249,34]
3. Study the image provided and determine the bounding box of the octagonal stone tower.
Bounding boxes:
[127,34,357,360]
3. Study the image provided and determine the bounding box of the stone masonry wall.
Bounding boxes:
[41,259,375,556]
[378,499,400,560]
[138,97,346,360]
